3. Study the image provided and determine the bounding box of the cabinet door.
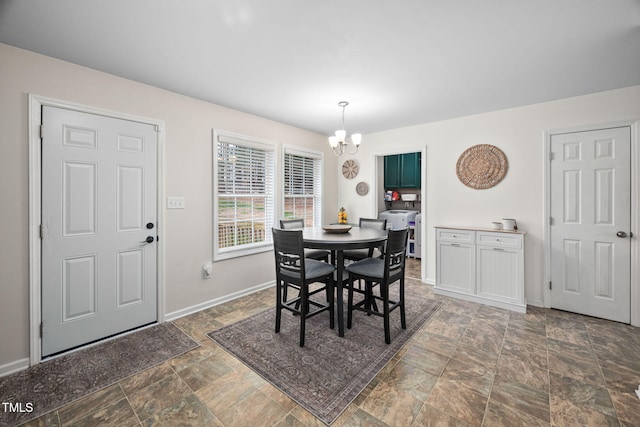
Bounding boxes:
[384,155,400,188]
[436,242,475,294]
[400,152,421,188]
[476,246,522,304]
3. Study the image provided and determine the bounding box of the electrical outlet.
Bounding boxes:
[203,262,213,279]
[167,197,185,209]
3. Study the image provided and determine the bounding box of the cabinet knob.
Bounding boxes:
[496,238,500,242]
[453,234,457,238]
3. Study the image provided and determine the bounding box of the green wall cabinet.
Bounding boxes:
[384,152,421,188]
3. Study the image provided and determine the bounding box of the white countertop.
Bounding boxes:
[435,225,527,235]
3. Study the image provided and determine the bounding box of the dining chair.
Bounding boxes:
[343,218,387,262]
[345,227,408,344]
[272,228,335,347]
[280,219,330,262]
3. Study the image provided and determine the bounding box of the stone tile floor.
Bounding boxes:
[20,259,640,426]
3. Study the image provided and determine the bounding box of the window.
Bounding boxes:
[283,147,322,227]
[213,131,276,260]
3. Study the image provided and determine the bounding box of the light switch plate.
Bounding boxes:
[167,196,185,209]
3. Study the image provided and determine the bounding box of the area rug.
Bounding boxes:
[207,287,441,425]
[0,322,198,426]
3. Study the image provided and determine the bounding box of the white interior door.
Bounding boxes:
[550,126,631,323]
[41,106,158,356]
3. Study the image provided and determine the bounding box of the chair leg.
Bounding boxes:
[347,275,354,329]
[400,277,407,330]
[328,278,335,330]
[370,281,379,312]
[364,281,372,315]
[382,284,391,344]
[275,280,282,333]
[299,285,308,347]
[294,289,301,312]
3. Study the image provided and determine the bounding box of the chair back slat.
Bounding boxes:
[384,228,408,277]
[359,217,387,230]
[279,219,305,229]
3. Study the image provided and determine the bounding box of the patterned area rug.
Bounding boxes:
[207,288,441,425]
[0,323,198,426]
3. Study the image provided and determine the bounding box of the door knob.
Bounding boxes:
[141,236,155,244]
[616,231,627,238]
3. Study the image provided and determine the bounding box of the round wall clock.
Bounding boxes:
[456,144,508,189]
[342,159,359,179]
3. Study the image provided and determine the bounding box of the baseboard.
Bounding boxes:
[433,287,527,313]
[525,298,544,308]
[0,357,30,378]
[164,280,276,322]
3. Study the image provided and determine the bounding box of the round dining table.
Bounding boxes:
[302,226,387,337]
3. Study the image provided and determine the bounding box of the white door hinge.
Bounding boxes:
[549,152,554,161]
[39,224,44,239]
[549,281,552,290]
[40,125,44,139]
[40,322,44,338]
[549,217,554,226]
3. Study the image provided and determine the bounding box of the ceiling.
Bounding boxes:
[1,0,639,136]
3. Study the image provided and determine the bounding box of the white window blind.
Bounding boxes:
[283,147,322,227]
[214,132,275,258]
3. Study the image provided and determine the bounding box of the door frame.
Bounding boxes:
[543,119,640,326]
[28,94,166,365]
[371,146,428,283]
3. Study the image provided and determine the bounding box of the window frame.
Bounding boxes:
[213,130,277,261]
[282,145,323,227]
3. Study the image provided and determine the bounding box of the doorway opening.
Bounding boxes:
[373,148,427,283]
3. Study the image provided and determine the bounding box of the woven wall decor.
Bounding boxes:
[456,144,508,189]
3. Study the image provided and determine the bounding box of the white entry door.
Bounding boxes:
[41,106,158,356]
[550,126,631,323]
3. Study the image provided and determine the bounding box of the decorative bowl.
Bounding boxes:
[322,225,352,234]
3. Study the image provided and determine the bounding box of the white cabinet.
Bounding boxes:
[436,228,475,294]
[435,227,525,313]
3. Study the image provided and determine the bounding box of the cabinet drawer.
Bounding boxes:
[436,228,475,244]
[476,231,522,249]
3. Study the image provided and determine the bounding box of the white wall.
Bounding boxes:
[0,43,338,370]
[338,85,640,306]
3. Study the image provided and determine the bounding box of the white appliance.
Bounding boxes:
[378,210,418,230]
[415,213,422,259]
[378,210,418,256]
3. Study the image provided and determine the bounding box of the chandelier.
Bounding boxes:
[328,101,362,156]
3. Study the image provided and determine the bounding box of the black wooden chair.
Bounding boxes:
[345,228,408,344]
[343,217,387,262]
[280,219,330,262]
[343,217,387,293]
[272,228,335,347]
